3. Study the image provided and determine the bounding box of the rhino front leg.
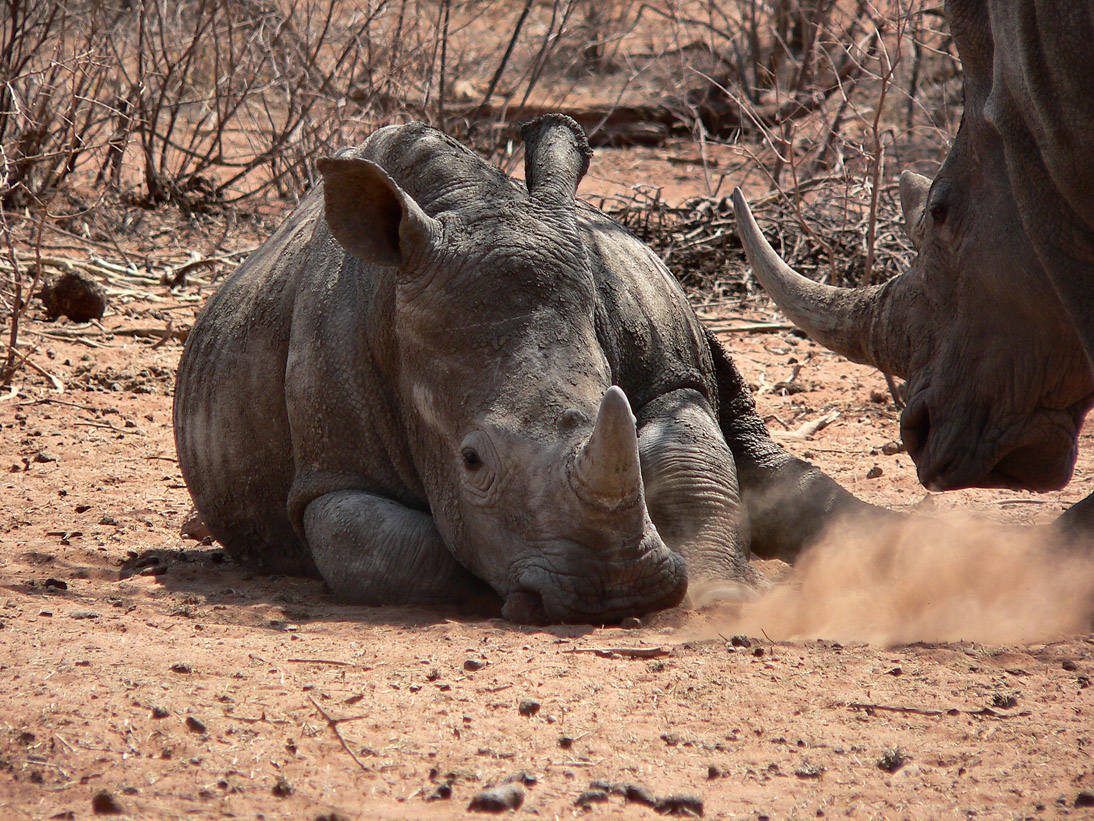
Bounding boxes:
[637,389,758,607]
[303,490,489,605]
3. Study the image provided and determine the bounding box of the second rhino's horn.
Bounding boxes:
[571,386,643,510]
[730,187,914,379]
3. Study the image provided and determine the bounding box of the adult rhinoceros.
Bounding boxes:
[175,115,866,624]
[733,1,1094,527]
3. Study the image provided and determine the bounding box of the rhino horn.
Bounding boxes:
[730,187,913,379]
[521,114,594,204]
[899,170,931,249]
[571,386,643,510]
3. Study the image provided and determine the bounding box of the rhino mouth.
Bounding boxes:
[500,543,688,625]
[902,395,1084,492]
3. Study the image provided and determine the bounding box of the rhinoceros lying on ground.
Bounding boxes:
[733,1,1094,527]
[175,115,867,624]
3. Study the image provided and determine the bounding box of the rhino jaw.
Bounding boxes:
[500,542,689,625]
[570,386,643,513]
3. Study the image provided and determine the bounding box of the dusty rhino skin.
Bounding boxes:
[733,1,1094,526]
[175,115,865,624]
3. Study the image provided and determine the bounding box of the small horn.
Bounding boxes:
[899,170,931,249]
[521,114,593,203]
[572,386,643,509]
[731,188,912,378]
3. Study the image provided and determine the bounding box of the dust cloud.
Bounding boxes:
[719,515,1094,646]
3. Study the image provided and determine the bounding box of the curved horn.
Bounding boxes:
[521,114,593,203]
[571,386,643,510]
[731,188,912,378]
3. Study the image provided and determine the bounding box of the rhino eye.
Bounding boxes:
[927,182,952,225]
[461,447,483,470]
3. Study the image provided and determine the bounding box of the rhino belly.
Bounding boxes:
[174,298,313,576]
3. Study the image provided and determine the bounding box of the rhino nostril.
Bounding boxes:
[900,399,931,461]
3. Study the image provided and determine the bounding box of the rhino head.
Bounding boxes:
[316,116,687,623]
[733,2,1094,493]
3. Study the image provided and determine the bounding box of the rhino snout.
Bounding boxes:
[900,389,1082,492]
[500,538,688,625]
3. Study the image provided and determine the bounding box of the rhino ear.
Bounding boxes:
[899,170,932,250]
[521,114,593,204]
[317,156,440,266]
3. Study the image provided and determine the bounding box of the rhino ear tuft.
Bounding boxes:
[317,156,439,266]
[521,114,593,204]
[899,170,932,250]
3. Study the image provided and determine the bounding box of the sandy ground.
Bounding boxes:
[2,148,1094,819]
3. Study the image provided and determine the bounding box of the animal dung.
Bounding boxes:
[38,271,107,322]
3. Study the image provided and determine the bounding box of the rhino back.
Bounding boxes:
[575,204,717,413]
[175,190,334,574]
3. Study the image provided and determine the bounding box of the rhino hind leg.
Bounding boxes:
[636,389,757,607]
[704,328,887,562]
[303,490,491,605]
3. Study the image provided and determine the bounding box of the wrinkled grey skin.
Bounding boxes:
[733,2,1094,524]
[175,115,867,624]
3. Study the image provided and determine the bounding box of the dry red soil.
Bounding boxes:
[2,146,1093,820]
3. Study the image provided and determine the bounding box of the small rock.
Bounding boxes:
[620,616,642,629]
[575,788,610,807]
[91,790,124,815]
[1075,792,1094,808]
[463,659,486,672]
[517,699,540,717]
[991,693,1018,710]
[729,635,752,648]
[620,783,657,807]
[427,782,453,801]
[170,662,192,674]
[185,716,206,734]
[504,771,537,787]
[877,748,907,773]
[467,783,524,813]
[795,760,825,779]
[44,578,68,591]
[706,765,722,780]
[1062,660,1079,671]
[866,465,884,479]
[150,706,169,719]
[38,271,107,322]
[34,450,58,463]
[654,793,704,816]
[558,736,574,749]
[881,440,904,455]
[272,776,293,797]
[70,610,100,620]
[752,646,765,657]
[869,389,888,403]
